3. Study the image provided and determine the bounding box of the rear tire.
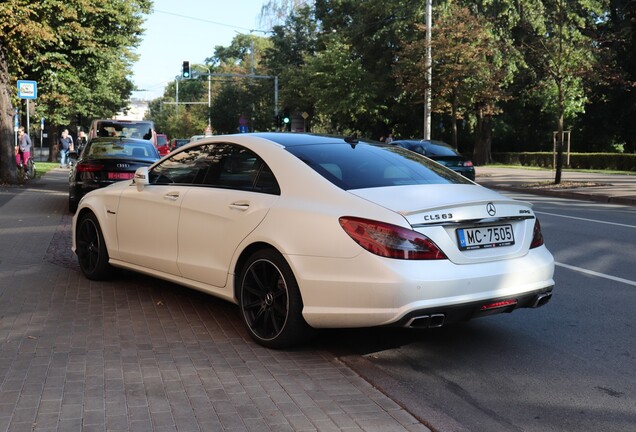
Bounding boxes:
[26,158,35,178]
[76,212,112,280]
[69,194,78,213]
[238,249,311,349]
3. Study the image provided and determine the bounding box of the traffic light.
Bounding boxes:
[182,61,190,79]
[283,108,291,131]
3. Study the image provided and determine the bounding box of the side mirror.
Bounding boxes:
[134,167,149,191]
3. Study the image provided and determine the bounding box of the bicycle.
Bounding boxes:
[17,155,36,181]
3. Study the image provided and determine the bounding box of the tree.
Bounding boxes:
[314,0,427,138]
[518,0,603,183]
[262,5,318,130]
[0,0,150,183]
[396,3,511,163]
[577,0,636,153]
[304,36,375,134]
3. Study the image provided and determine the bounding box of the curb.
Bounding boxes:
[483,185,636,207]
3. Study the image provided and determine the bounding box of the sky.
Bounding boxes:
[131,0,270,100]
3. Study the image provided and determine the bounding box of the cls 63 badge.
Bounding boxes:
[423,213,453,222]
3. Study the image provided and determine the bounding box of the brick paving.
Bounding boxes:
[0,169,429,432]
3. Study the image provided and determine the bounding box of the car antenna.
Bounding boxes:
[344,133,358,147]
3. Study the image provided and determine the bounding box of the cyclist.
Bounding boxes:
[16,126,32,172]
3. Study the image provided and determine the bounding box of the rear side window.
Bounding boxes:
[149,143,280,194]
[286,143,470,190]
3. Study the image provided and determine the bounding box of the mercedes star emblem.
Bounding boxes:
[486,202,496,216]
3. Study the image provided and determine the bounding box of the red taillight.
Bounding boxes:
[464,160,474,167]
[481,299,517,311]
[339,216,447,260]
[76,163,104,172]
[530,219,544,249]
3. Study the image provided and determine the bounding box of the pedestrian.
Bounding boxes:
[15,126,32,168]
[386,133,394,144]
[76,130,87,155]
[58,129,74,168]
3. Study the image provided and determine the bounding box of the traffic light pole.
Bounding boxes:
[174,65,279,130]
[196,72,279,127]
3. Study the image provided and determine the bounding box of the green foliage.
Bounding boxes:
[0,0,150,182]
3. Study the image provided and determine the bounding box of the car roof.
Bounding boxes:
[247,132,376,147]
[392,139,453,147]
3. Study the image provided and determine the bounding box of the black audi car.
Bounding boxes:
[391,139,476,181]
[68,137,159,212]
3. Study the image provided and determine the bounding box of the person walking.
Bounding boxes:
[15,126,32,168]
[76,130,87,155]
[58,129,74,168]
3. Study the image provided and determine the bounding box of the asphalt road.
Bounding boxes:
[319,193,636,432]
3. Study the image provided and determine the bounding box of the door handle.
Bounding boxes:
[165,192,180,201]
[229,201,250,211]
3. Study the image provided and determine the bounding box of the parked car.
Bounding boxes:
[170,138,189,151]
[88,119,157,146]
[391,139,476,181]
[156,133,170,156]
[72,133,554,348]
[68,137,160,213]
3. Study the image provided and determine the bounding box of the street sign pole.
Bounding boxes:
[26,99,30,140]
[17,80,37,143]
[14,109,19,148]
[40,118,45,161]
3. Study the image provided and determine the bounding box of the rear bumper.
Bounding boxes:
[395,286,553,329]
[289,246,555,328]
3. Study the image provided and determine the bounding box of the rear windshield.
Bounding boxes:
[94,121,154,141]
[286,143,471,190]
[86,141,158,160]
[424,143,460,157]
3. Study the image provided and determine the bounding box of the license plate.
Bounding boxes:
[107,172,134,180]
[456,224,515,250]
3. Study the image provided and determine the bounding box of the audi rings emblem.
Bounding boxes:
[117,163,130,168]
[486,202,497,216]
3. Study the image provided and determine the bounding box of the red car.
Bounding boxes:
[156,134,170,156]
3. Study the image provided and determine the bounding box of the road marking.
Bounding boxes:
[535,211,636,229]
[556,262,636,287]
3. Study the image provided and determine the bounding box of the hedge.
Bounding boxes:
[490,152,636,172]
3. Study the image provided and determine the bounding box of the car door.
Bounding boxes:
[176,143,281,288]
[115,145,210,275]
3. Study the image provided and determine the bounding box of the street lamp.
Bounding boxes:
[424,0,432,140]
[196,64,212,133]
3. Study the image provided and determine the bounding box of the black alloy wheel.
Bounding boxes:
[76,212,112,280]
[239,249,310,349]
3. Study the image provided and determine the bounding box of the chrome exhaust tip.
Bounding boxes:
[532,292,552,308]
[405,314,445,329]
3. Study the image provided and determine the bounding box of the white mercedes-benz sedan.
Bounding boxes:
[72,133,554,348]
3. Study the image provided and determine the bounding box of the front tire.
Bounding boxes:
[76,212,112,280]
[238,249,311,349]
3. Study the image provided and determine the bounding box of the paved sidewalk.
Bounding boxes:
[476,166,636,206]
[0,169,428,432]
